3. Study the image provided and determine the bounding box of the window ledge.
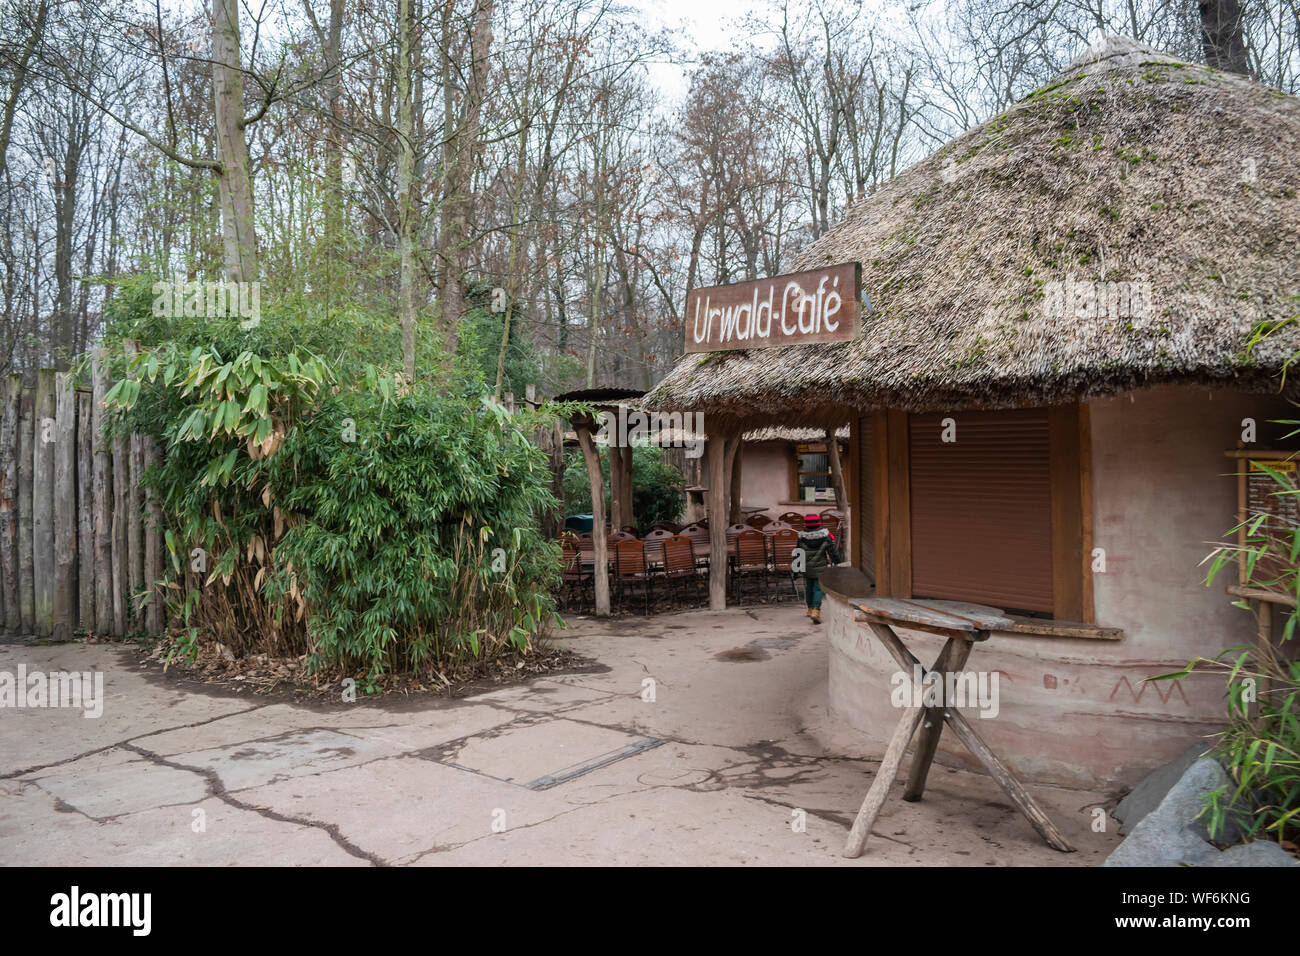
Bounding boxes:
[1003,616,1123,640]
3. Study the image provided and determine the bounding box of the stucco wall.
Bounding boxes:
[826,385,1293,790]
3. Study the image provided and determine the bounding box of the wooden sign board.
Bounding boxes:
[685,263,861,353]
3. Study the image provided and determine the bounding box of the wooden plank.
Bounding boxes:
[1003,616,1124,639]
[843,703,925,858]
[871,410,888,590]
[727,441,743,526]
[707,433,735,610]
[128,431,144,623]
[1079,403,1094,624]
[33,369,55,636]
[111,426,128,635]
[92,355,113,634]
[575,424,609,616]
[852,597,1011,632]
[17,385,34,631]
[53,373,77,641]
[903,636,973,801]
[885,408,911,598]
[77,389,94,628]
[1049,402,1085,622]
[0,375,19,632]
[144,435,163,633]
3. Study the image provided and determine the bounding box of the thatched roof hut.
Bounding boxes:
[645,37,1300,423]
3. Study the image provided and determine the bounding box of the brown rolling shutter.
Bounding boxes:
[858,414,875,579]
[908,409,1054,614]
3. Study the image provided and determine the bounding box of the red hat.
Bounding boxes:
[803,514,822,530]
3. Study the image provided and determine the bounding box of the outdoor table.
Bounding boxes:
[842,597,1074,858]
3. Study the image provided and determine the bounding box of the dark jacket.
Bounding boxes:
[798,528,841,578]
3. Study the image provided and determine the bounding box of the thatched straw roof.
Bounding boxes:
[645,37,1300,422]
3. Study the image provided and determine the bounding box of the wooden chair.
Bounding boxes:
[747,513,774,530]
[767,528,803,600]
[724,522,750,544]
[779,511,807,530]
[765,520,793,532]
[642,528,673,566]
[682,526,711,568]
[560,539,593,612]
[661,534,703,609]
[614,539,654,615]
[732,529,770,604]
[648,521,680,535]
[620,524,638,535]
[819,510,842,534]
[607,530,636,549]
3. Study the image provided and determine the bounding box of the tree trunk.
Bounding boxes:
[213,0,259,281]
[1200,0,1250,75]
[437,0,494,366]
[397,0,417,380]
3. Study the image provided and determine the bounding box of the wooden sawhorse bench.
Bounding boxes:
[843,597,1075,858]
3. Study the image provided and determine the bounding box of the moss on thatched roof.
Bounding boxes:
[646,37,1300,421]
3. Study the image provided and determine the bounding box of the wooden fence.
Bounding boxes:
[0,357,164,638]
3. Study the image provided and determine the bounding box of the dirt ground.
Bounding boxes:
[0,605,1121,865]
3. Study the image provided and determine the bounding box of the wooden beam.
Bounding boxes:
[575,423,609,616]
[707,431,735,610]
[92,355,113,635]
[843,702,925,858]
[1049,403,1086,623]
[33,369,55,636]
[53,373,77,641]
[882,409,911,598]
[77,389,94,630]
[727,437,743,525]
[0,376,19,633]
[17,385,34,632]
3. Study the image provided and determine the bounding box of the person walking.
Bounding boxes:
[798,514,841,624]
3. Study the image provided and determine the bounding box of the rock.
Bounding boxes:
[1104,758,1247,867]
[1114,743,1208,835]
[1210,840,1300,867]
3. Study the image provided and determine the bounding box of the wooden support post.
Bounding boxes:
[33,369,55,636]
[144,436,163,633]
[0,375,19,633]
[902,636,973,801]
[128,431,144,623]
[609,439,624,532]
[620,445,634,531]
[17,385,34,632]
[706,432,734,610]
[92,356,113,635]
[111,420,128,635]
[53,373,77,641]
[844,704,925,858]
[728,440,743,525]
[828,431,847,512]
[865,620,1075,853]
[576,421,609,616]
[77,389,94,629]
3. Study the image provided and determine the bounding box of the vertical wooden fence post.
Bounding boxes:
[33,369,55,636]
[111,417,128,636]
[53,372,77,640]
[92,355,113,635]
[144,436,163,633]
[77,388,94,629]
[0,376,19,632]
[17,385,34,632]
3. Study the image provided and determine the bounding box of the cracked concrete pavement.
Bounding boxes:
[1,605,1122,865]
